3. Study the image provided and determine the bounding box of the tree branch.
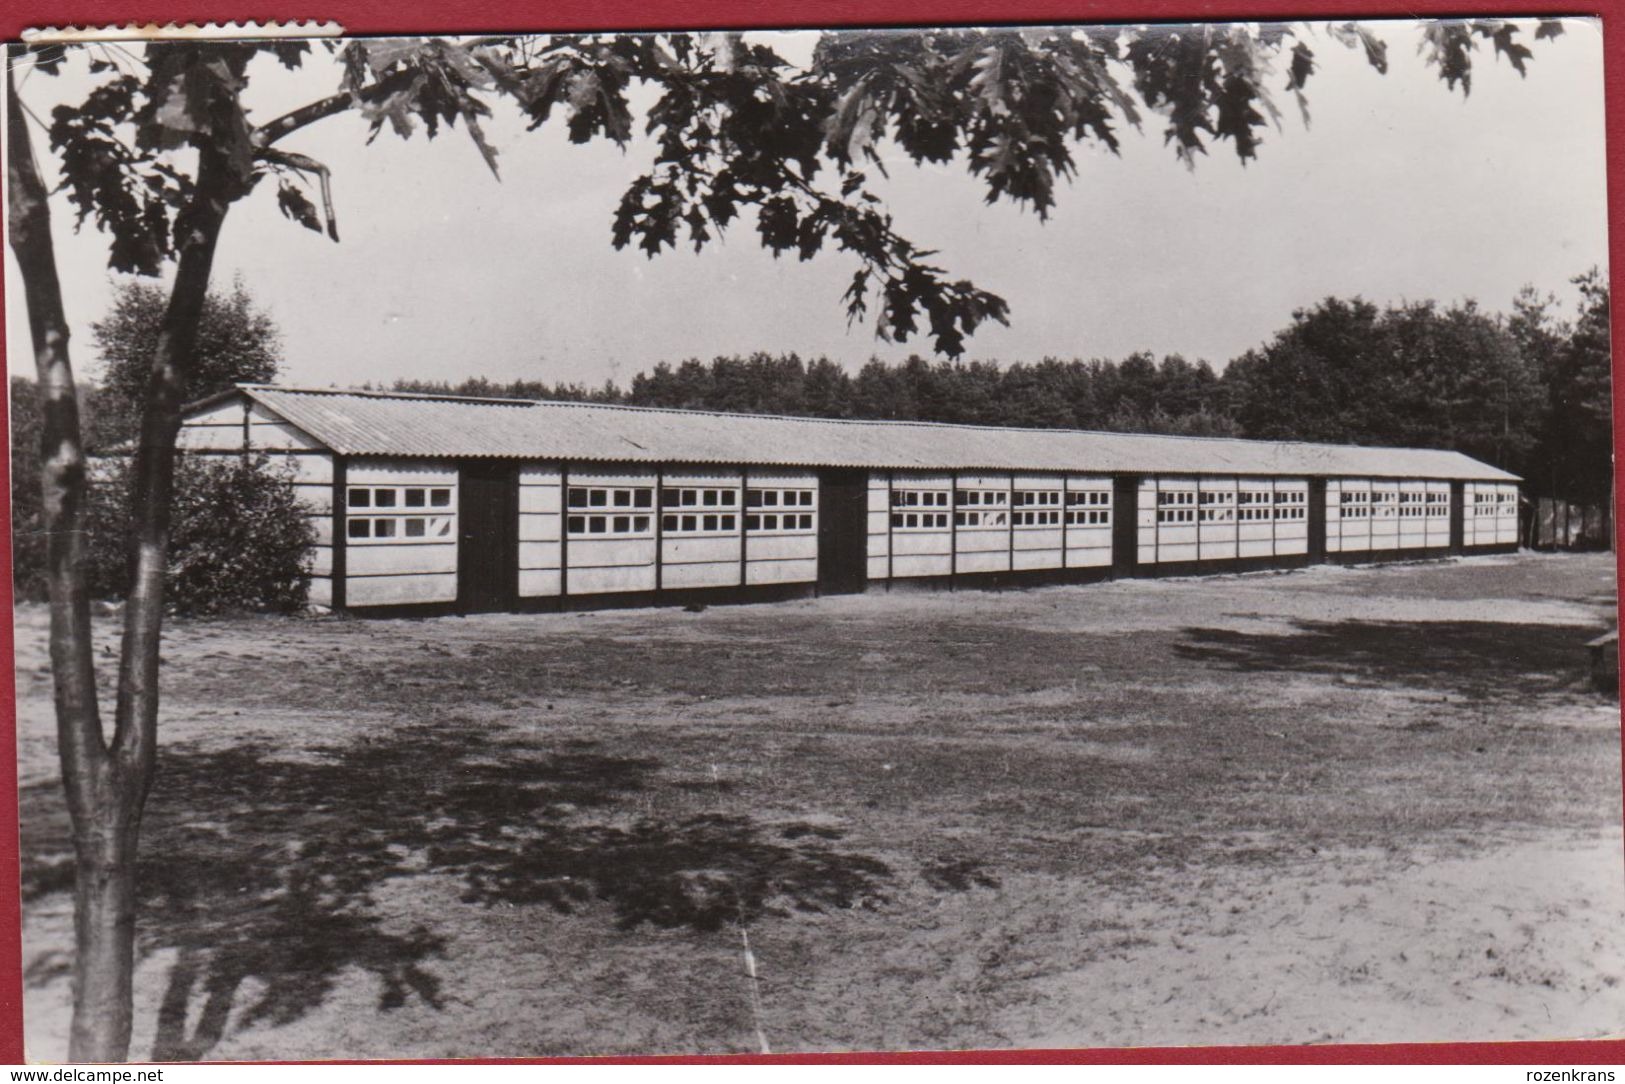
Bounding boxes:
[255,67,418,147]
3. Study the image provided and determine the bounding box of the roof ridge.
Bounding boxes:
[240,383,537,408]
[243,383,1449,458]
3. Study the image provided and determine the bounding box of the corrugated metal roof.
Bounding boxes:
[225,385,1521,481]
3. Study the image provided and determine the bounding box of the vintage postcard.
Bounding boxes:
[4,16,1617,1062]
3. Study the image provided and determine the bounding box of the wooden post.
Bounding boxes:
[331,455,348,611]
[1007,473,1016,574]
[739,466,749,588]
[560,461,570,602]
[1061,476,1070,571]
[654,466,664,592]
[886,470,894,585]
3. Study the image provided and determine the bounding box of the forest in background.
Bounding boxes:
[391,272,1613,509]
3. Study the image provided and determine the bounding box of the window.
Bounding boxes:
[1066,490,1110,507]
[1273,489,1307,521]
[347,485,455,544]
[956,488,1009,508]
[566,487,655,536]
[348,514,448,540]
[661,511,737,535]
[746,488,817,520]
[570,486,654,511]
[1014,509,1062,527]
[891,510,950,530]
[1014,490,1061,507]
[1156,490,1196,524]
[1065,508,1111,526]
[1197,491,1236,523]
[745,512,815,532]
[662,487,736,509]
[569,514,653,535]
[892,488,950,509]
[955,510,1008,528]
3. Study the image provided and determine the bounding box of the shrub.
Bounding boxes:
[82,454,316,616]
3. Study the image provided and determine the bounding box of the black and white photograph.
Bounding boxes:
[4,15,1618,1063]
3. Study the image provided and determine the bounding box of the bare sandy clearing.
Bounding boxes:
[16,550,1623,1059]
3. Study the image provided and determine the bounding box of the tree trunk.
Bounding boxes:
[8,54,122,1060]
[8,53,234,1061]
[109,149,233,818]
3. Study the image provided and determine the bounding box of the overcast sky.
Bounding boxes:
[3,18,1609,392]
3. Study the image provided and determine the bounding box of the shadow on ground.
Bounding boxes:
[1175,619,1605,700]
[20,723,895,1061]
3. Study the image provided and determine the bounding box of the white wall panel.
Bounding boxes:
[568,565,657,595]
[347,572,456,606]
[520,569,562,597]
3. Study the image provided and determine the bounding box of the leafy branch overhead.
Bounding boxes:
[33,19,1560,355]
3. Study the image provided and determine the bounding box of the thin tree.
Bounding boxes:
[5,20,1559,1060]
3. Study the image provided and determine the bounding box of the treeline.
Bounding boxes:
[394,352,1239,436]
[395,272,1611,504]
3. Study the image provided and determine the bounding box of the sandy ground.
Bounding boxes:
[14,551,1625,1059]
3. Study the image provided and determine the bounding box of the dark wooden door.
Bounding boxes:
[1308,478,1328,563]
[1112,476,1140,576]
[458,461,519,613]
[818,468,869,595]
[1449,480,1466,553]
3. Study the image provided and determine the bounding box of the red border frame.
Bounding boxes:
[2,0,1621,1067]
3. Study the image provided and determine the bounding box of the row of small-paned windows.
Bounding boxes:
[348,515,454,541]
[894,490,950,508]
[1199,491,1235,505]
[1158,491,1196,506]
[349,486,452,509]
[1158,508,1196,524]
[665,513,738,534]
[941,509,1113,528]
[569,510,793,535]
[1069,491,1110,506]
[664,487,736,508]
[1014,491,1062,507]
[1234,506,1306,522]
[569,487,654,509]
[745,513,814,531]
[958,489,1008,507]
[568,508,815,535]
[748,488,814,508]
[1200,509,1235,522]
[893,511,950,529]
[568,514,653,536]
[1237,492,1273,506]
